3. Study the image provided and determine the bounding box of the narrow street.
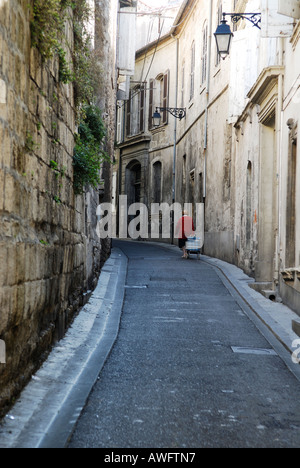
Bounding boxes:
[68,240,300,448]
[1,0,300,452]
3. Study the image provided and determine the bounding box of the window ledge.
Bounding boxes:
[118,134,151,148]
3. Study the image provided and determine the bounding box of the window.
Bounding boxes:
[190,41,195,100]
[152,161,162,204]
[181,60,185,108]
[201,21,208,84]
[148,71,169,129]
[126,84,146,136]
[161,72,169,122]
[148,79,154,130]
[139,84,145,133]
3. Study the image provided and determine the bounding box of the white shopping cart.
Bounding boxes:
[185,236,202,260]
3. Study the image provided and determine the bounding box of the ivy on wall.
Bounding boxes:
[31,0,67,60]
[30,0,109,195]
[73,105,110,195]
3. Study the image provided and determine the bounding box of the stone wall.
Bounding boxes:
[0,0,114,416]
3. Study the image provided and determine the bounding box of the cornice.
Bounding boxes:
[247,66,284,105]
[118,134,151,150]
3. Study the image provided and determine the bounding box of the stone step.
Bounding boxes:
[292,320,300,338]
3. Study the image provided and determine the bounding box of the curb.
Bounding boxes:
[0,248,128,448]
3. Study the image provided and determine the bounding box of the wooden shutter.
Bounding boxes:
[126,92,131,137]
[202,24,208,83]
[148,79,154,129]
[190,42,195,100]
[139,84,146,133]
[162,71,169,124]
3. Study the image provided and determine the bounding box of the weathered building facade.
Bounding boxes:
[0,0,118,415]
[233,0,300,312]
[115,0,300,314]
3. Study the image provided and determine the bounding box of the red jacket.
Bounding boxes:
[175,216,195,240]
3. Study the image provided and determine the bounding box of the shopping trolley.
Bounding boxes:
[185,236,202,260]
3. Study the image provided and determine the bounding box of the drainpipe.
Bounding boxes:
[203,0,213,200]
[173,37,179,205]
[275,37,284,286]
[171,35,179,244]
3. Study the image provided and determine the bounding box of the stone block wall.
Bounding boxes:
[0,0,113,416]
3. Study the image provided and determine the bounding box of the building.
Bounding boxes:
[115,0,300,314]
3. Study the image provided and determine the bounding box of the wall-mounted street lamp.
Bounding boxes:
[152,107,186,127]
[214,12,261,59]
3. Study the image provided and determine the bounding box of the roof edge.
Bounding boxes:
[135,0,196,58]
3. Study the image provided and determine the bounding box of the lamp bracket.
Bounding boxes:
[156,107,186,120]
[222,12,261,30]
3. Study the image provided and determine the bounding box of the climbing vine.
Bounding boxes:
[31,0,102,111]
[73,105,110,195]
[30,0,109,195]
[31,0,68,61]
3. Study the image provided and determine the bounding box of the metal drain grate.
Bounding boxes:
[231,346,277,356]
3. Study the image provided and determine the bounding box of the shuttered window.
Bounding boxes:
[139,83,146,133]
[202,22,208,84]
[190,41,195,100]
[162,71,169,124]
[148,79,154,129]
[149,71,170,129]
[126,84,146,136]
[126,93,131,137]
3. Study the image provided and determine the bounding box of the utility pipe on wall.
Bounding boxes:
[171,35,179,244]
[203,0,213,199]
[172,36,179,205]
[275,37,285,282]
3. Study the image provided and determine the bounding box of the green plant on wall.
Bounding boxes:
[30,0,102,108]
[73,105,110,195]
[31,0,72,70]
[31,0,110,196]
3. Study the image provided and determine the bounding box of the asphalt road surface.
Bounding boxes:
[68,240,300,448]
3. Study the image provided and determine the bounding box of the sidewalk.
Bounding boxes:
[0,240,299,448]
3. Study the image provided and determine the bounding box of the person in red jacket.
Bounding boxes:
[175,211,195,259]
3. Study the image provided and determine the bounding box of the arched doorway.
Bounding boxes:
[125,161,142,237]
[126,161,142,205]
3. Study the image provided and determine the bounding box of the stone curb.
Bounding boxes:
[0,248,128,448]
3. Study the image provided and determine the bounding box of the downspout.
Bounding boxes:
[275,37,284,286]
[203,0,213,200]
[171,35,179,244]
[173,36,179,204]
